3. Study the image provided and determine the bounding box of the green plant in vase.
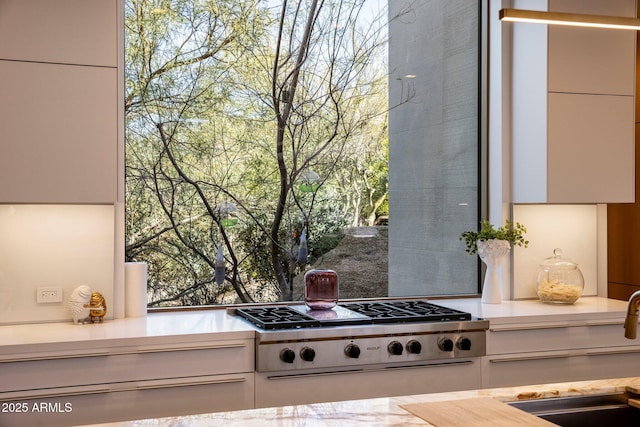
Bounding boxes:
[460,220,528,304]
[460,220,528,255]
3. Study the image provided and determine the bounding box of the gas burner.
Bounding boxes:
[339,301,471,323]
[386,300,472,321]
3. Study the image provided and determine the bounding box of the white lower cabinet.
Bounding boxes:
[0,338,255,427]
[0,373,254,427]
[482,321,640,389]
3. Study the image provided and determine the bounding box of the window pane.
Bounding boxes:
[388,0,480,296]
[124,0,482,306]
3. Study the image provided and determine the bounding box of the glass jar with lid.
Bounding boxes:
[536,248,584,304]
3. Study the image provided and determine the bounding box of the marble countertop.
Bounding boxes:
[78,376,640,426]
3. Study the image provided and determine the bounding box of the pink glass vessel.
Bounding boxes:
[304,269,339,310]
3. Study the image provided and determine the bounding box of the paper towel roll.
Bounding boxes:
[125,262,148,317]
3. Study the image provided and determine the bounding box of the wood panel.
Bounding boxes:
[608,282,640,301]
[607,29,640,299]
[401,397,556,427]
[607,127,640,299]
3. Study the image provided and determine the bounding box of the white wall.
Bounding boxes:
[511,205,599,299]
[0,205,115,324]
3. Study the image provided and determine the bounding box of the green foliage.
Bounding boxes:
[459,220,529,255]
[306,204,350,261]
[124,0,390,305]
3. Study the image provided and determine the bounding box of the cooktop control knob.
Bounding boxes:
[388,341,404,356]
[406,339,422,354]
[456,337,472,351]
[300,346,316,362]
[438,337,454,352]
[280,348,296,364]
[345,343,361,359]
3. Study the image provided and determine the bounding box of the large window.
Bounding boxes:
[388,1,483,297]
[124,0,483,306]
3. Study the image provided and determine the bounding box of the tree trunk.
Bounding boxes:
[270,0,319,301]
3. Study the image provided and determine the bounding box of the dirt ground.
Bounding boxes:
[292,226,389,300]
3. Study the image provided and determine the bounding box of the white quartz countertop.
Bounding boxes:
[435,296,629,325]
[0,297,630,357]
[0,309,256,357]
[78,376,640,426]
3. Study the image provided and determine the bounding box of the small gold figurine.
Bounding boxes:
[86,292,107,323]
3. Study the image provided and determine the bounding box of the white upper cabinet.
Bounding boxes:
[0,0,117,67]
[548,0,635,95]
[0,0,120,204]
[0,60,118,203]
[547,93,634,202]
[548,26,635,96]
[510,0,636,203]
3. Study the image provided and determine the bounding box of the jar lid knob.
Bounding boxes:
[553,248,563,257]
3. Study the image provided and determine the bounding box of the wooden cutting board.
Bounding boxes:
[400,397,557,427]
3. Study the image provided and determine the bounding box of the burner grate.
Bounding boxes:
[235,300,474,329]
[385,300,472,321]
[235,306,321,330]
[339,301,471,323]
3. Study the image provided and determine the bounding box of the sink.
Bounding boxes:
[508,392,640,427]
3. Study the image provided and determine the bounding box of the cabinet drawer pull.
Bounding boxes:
[585,320,624,327]
[0,342,248,363]
[266,360,475,380]
[489,352,571,363]
[135,375,247,390]
[0,351,110,363]
[490,320,625,332]
[135,342,247,353]
[0,384,111,401]
[489,322,570,332]
[586,348,640,356]
[0,375,248,400]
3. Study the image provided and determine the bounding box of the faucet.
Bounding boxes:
[624,290,640,339]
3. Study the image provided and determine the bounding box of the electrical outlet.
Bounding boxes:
[37,287,63,303]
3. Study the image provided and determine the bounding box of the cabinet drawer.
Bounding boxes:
[255,360,481,408]
[0,340,254,393]
[129,340,254,380]
[488,322,633,355]
[0,373,254,427]
[483,349,640,389]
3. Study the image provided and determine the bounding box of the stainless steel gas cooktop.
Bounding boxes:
[232,300,488,373]
[234,300,473,330]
